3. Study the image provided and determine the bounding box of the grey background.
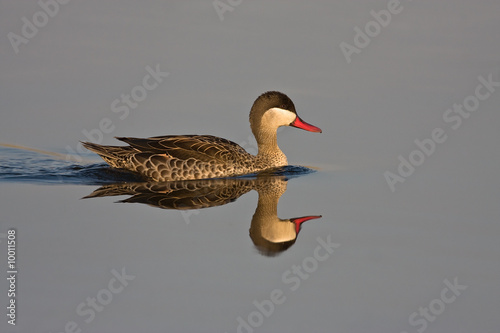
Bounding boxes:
[1,1,499,332]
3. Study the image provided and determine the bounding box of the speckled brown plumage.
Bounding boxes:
[83,177,258,209]
[82,91,321,181]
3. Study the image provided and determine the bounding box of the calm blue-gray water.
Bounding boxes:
[1,1,499,332]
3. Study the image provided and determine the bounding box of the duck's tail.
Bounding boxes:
[81,141,135,168]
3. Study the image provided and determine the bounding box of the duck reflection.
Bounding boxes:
[84,175,321,256]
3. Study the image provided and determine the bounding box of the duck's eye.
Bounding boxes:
[279,104,287,109]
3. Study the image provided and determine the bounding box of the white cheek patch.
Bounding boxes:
[262,107,297,128]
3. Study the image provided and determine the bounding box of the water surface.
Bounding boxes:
[1,146,498,332]
[1,1,499,332]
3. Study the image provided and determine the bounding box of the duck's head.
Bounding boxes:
[249,91,322,139]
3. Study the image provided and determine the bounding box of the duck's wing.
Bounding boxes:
[115,135,251,162]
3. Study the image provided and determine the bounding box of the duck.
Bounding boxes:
[82,91,321,181]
